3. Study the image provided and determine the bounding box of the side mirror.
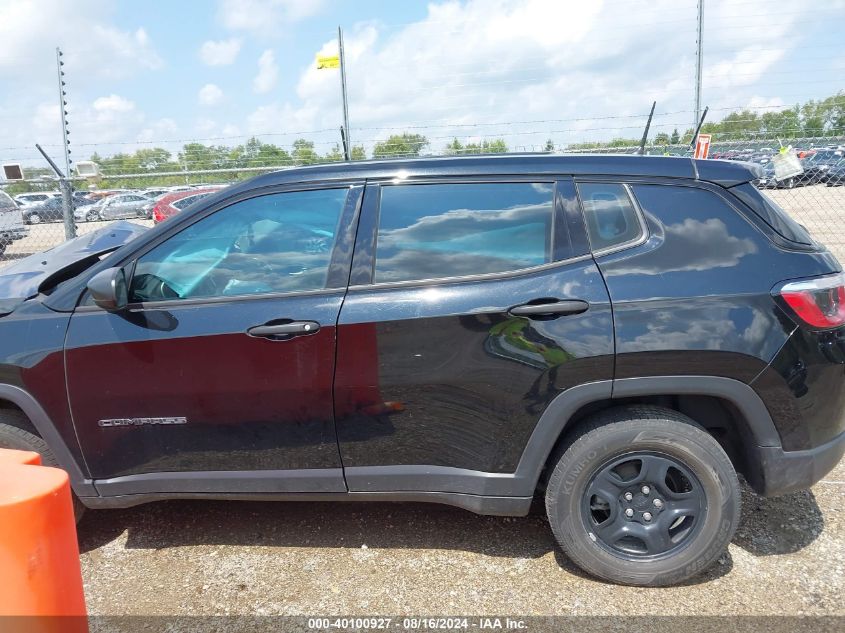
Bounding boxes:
[87,267,128,312]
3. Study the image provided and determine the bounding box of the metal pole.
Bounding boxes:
[338,26,351,159]
[35,143,75,240]
[56,47,76,239]
[694,0,704,130]
[638,101,657,155]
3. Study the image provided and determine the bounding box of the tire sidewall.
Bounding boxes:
[548,420,738,586]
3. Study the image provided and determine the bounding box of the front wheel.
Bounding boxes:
[545,406,740,586]
[27,213,41,224]
[0,410,85,523]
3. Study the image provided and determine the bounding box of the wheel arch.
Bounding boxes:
[0,384,95,496]
[518,376,781,497]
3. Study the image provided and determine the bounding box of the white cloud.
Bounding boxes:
[198,38,242,66]
[198,83,224,106]
[281,0,810,152]
[92,94,136,113]
[0,1,162,80]
[218,0,325,36]
[253,50,279,94]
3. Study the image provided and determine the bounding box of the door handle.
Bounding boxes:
[246,321,321,339]
[509,300,589,318]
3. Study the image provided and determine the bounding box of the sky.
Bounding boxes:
[0,0,844,170]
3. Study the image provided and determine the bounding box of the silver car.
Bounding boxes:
[0,191,27,257]
[91,193,152,221]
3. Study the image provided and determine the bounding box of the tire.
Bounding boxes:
[0,409,85,523]
[545,405,740,586]
[86,210,99,222]
[28,213,41,224]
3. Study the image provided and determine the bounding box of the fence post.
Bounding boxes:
[59,177,76,240]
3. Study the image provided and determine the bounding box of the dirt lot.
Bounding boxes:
[76,460,844,617]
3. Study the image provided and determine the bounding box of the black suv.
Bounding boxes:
[0,155,843,587]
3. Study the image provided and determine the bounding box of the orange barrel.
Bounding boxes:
[0,447,42,466]
[0,461,87,632]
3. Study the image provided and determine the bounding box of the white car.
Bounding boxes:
[13,192,61,207]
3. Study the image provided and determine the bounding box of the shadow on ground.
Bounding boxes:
[76,481,824,585]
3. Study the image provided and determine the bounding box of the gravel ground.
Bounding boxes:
[77,459,844,618]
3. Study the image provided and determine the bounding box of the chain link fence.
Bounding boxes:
[2,132,843,270]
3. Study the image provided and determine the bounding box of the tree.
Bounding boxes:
[544,139,554,152]
[445,138,464,155]
[654,132,670,145]
[443,138,508,155]
[351,145,367,160]
[324,145,344,162]
[372,133,428,158]
[292,139,319,165]
[670,129,680,144]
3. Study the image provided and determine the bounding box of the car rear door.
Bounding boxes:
[65,184,362,494]
[334,178,614,495]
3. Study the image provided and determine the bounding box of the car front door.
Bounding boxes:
[334,179,615,496]
[65,184,362,495]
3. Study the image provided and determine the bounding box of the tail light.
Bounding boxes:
[776,272,845,329]
[152,204,165,223]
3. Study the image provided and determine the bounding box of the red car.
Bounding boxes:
[151,188,224,224]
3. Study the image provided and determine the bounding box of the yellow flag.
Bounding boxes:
[316,54,340,69]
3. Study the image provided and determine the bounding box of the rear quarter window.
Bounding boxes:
[729,183,815,246]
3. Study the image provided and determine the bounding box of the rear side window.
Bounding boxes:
[577,183,644,252]
[729,183,814,246]
[374,183,553,283]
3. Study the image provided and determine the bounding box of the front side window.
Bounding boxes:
[129,188,348,302]
[374,182,554,283]
[577,183,643,252]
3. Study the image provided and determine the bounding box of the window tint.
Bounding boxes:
[578,183,643,252]
[374,183,554,283]
[130,188,348,302]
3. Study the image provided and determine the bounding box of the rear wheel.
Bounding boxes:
[85,209,99,222]
[27,213,41,224]
[545,406,740,586]
[0,409,85,523]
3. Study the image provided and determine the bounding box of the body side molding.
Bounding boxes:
[93,468,347,496]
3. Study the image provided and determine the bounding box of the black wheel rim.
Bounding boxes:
[581,451,706,560]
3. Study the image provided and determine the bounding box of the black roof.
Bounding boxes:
[230,153,760,194]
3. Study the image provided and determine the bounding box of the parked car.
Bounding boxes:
[151,188,221,224]
[802,149,845,183]
[14,192,61,207]
[0,155,843,588]
[22,196,66,224]
[0,190,27,256]
[825,160,845,186]
[90,193,152,221]
[72,191,96,208]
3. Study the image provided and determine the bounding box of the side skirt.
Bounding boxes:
[80,490,533,517]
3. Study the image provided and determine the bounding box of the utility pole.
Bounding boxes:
[694,0,704,131]
[338,26,351,159]
[55,47,76,240]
